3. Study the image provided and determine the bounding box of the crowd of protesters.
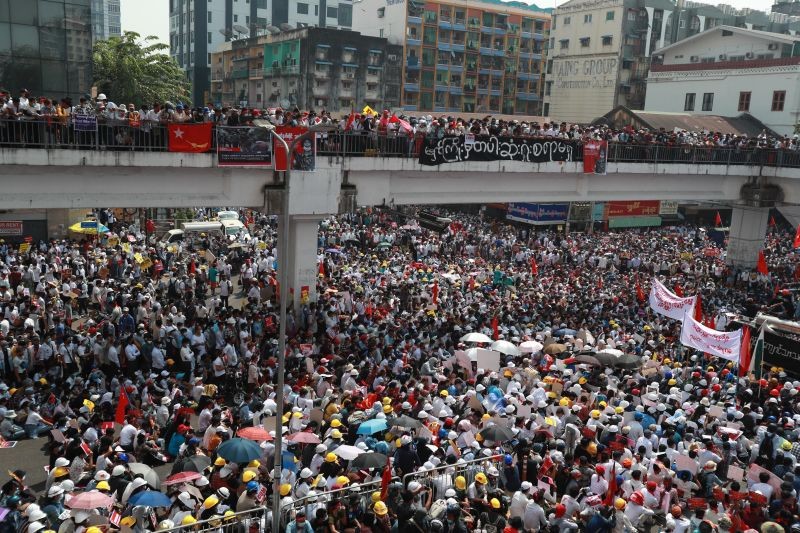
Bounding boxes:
[0,201,798,533]
[2,88,800,156]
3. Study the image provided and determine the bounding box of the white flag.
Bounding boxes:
[648,278,697,321]
[680,310,742,363]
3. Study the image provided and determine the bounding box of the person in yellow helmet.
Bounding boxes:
[478,497,507,532]
[468,472,489,501]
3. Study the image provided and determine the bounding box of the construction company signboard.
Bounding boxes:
[548,53,620,123]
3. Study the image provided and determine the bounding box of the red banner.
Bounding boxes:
[167,123,212,153]
[606,201,660,217]
[583,140,608,174]
[273,126,315,171]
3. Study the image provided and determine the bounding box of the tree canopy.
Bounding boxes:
[93,32,191,107]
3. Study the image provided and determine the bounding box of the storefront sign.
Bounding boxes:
[419,136,576,166]
[659,201,679,216]
[0,221,23,236]
[507,203,569,225]
[763,328,800,369]
[216,126,273,166]
[606,201,660,217]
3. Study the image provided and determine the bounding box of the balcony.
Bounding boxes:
[314,67,331,79]
[449,64,463,73]
[265,65,300,76]
[518,72,540,81]
[436,63,449,70]
[312,84,331,97]
[404,83,420,92]
[250,68,264,79]
[479,47,493,55]
[365,90,380,101]
[453,19,466,30]
[407,15,422,24]
[211,70,224,82]
[406,56,420,69]
[533,32,545,41]
[232,68,249,79]
[438,17,452,29]
[366,69,380,83]
[342,48,358,63]
[407,37,422,47]
[437,41,451,51]
[517,92,539,101]
[339,87,356,98]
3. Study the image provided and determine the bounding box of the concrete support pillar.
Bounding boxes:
[285,215,323,310]
[726,204,769,269]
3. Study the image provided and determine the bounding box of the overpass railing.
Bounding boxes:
[2,118,800,168]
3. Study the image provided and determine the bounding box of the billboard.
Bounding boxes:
[606,201,660,217]
[507,203,569,225]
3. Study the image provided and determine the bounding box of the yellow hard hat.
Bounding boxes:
[668,379,677,386]
[336,476,350,486]
[120,516,136,527]
[214,457,227,467]
[559,398,570,407]
[663,359,671,365]
[331,429,343,439]
[475,433,483,442]
[330,419,342,428]
[54,467,69,477]
[325,452,338,463]
[546,391,557,399]
[598,401,607,408]
[224,510,236,519]
[481,413,491,421]
[242,471,257,482]
[455,476,466,490]
[615,498,626,510]
[280,484,292,496]
[490,498,501,509]
[204,495,219,509]
[475,472,488,484]
[383,405,392,414]
[39,378,48,385]
[503,369,513,378]
[439,390,448,397]
[374,501,388,516]
[615,406,624,414]
[182,515,197,526]
[96,481,110,491]
[371,491,382,503]
[383,397,392,405]
[292,412,303,418]
[590,410,601,419]
[248,460,261,468]
[86,528,104,533]
[782,440,792,451]
[578,377,587,385]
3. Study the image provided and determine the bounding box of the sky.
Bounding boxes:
[121,0,780,47]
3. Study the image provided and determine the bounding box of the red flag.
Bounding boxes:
[491,316,499,340]
[674,283,684,297]
[114,387,129,425]
[738,326,752,378]
[635,282,645,303]
[769,215,776,228]
[793,224,800,248]
[530,257,538,276]
[694,293,703,323]
[168,123,212,153]
[380,456,392,501]
[432,280,439,305]
[469,276,476,292]
[757,250,769,275]
[388,114,413,134]
[318,260,325,277]
[714,211,722,227]
[597,277,603,289]
[604,464,617,506]
[345,110,357,131]
[80,440,92,456]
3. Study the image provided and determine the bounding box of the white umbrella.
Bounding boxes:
[597,348,624,357]
[460,332,492,344]
[332,445,365,461]
[491,340,520,356]
[465,347,479,362]
[518,340,544,354]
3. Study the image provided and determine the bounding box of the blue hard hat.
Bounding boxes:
[634,412,643,421]
[504,454,513,465]
[664,371,673,380]
[118,453,129,463]
[247,481,258,492]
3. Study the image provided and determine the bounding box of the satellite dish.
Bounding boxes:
[279,23,293,31]
[233,24,249,34]
[267,25,281,34]
[218,28,232,38]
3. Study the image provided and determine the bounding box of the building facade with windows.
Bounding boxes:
[645,25,800,134]
[91,0,121,41]
[353,0,551,116]
[0,0,94,100]
[210,27,400,112]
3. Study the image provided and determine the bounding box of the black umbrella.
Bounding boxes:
[391,415,422,429]
[592,352,619,366]
[478,425,515,442]
[574,354,602,366]
[350,452,388,469]
[614,353,643,370]
[171,455,211,475]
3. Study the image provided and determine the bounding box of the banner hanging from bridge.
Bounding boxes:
[418,135,576,166]
[216,126,273,166]
[583,140,608,174]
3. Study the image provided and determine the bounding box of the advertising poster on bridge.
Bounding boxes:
[583,140,608,174]
[419,135,576,166]
[273,126,316,171]
[216,126,273,166]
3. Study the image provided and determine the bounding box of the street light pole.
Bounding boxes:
[257,122,337,533]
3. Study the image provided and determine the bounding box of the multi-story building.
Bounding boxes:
[773,0,800,17]
[645,25,800,135]
[545,0,800,123]
[0,0,93,100]
[170,0,353,106]
[91,0,121,41]
[353,0,551,115]
[210,27,401,113]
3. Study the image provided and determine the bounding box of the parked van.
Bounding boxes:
[216,211,239,221]
[160,221,225,243]
[220,219,249,237]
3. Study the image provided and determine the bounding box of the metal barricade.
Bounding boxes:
[0,118,171,151]
[401,454,503,501]
[164,506,269,533]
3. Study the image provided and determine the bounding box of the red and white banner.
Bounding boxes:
[649,278,696,321]
[680,310,742,363]
[583,140,608,174]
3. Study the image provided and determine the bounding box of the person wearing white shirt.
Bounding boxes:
[509,482,532,519]
[119,420,138,451]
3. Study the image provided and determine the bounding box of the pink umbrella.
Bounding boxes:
[237,427,273,441]
[164,471,203,486]
[66,490,114,510]
[287,432,321,444]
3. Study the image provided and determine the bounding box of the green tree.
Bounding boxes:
[93,32,191,107]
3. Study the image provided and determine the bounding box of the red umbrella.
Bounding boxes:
[237,427,273,441]
[163,471,202,486]
[287,432,321,444]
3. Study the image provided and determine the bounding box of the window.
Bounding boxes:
[315,5,318,15]
[606,11,615,20]
[702,92,713,111]
[563,16,570,25]
[377,7,385,17]
[379,28,384,37]
[584,14,592,23]
[628,10,637,21]
[678,19,685,28]
[208,11,212,23]
[233,14,238,22]
[602,35,613,45]
[297,3,308,14]
[207,53,211,64]
[684,92,695,111]
[327,6,338,18]
[559,39,569,49]
[772,90,786,111]
[738,91,751,112]
[580,37,590,47]
[207,32,212,43]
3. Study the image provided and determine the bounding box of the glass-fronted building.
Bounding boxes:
[0,0,93,100]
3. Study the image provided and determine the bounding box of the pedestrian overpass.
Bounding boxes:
[1,144,798,305]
